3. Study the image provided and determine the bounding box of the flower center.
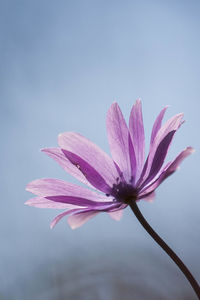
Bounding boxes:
[110,181,138,204]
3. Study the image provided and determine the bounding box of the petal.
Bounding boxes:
[139,147,194,195]
[67,210,100,229]
[138,113,184,186]
[50,209,79,229]
[106,103,134,181]
[41,148,91,187]
[139,191,155,202]
[129,99,145,181]
[58,132,118,186]
[129,135,137,184]
[108,208,124,220]
[62,150,112,194]
[25,197,76,209]
[150,106,168,145]
[159,146,194,181]
[67,203,124,229]
[46,196,113,207]
[53,203,123,229]
[26,178,110,202]
[140,130,176,188]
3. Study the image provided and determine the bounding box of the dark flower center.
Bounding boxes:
[109,181,138,204]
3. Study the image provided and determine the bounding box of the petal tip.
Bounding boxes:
[178,112,184,118]
[57,132,65,143]
[25,183,32,193]
[190,147,195,153]
[67,220,78,230]
[182,146,195,154]
[50,217,59,229]
[25,179,38,192]
[135,98,142,105]
[50,223,54,229]
[24,199,32,206]
[71,226,77,230]
[109,102,119,111]
[163,105,170,110]
[41,148,48,153]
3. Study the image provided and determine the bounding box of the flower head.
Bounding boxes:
[26,100,193,229]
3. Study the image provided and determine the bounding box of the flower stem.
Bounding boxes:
[129,201,200,299]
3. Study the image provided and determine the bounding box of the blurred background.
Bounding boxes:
[1,0,200,299]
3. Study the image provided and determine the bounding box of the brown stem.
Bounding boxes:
[129,201,200,299]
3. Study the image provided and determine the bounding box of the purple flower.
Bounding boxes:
[26,100,193,229]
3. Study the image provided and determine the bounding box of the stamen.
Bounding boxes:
[111,180,138,203]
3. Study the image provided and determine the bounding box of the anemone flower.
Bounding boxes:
[26,100,200,298]
[26,100,192,229]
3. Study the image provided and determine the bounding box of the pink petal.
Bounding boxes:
[106,103,134,182]
[25,197,77,209]
[139,191,155,202]
[41,148,92,187]
[108,208,124,220]
[139,113,184,185]
[46,195,113,207]
[150,106,168,145]
[159,146,194,181]
[141,130,176,188]
[51,201,122,229]
[140,147,194,196]
[129,134,137,184]
[26,178,109,202]
[58,132,118,187]
[50,209,79,229]
[67,202,126,229]
[62,150,112,194]
[129,99,145,181]
[67,210,99,229]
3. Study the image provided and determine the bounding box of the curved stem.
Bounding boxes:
[129,201,200,299]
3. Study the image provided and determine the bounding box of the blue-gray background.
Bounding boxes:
[1,1,200,299]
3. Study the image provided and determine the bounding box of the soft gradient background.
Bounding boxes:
[1,1,200,299]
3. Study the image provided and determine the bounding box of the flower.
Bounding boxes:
[25,100,193,229]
